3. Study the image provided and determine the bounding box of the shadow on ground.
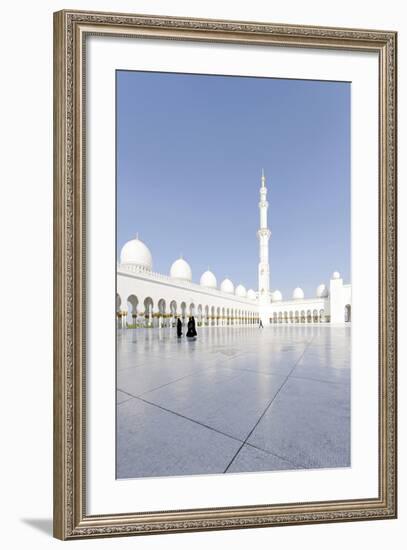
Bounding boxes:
[21,518,53,536]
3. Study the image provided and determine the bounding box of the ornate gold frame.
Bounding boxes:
[53,9,397,540]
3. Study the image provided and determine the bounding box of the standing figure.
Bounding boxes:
[191,316,197,337]
[259,319,264,329]
[186,316,198,339]
[176,317,183,338]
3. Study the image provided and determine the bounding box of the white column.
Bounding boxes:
[121,311,127,329]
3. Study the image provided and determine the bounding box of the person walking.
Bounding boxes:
[259,319,264,329]
[191,315,197,337]
[176,317,183,338]
[186,316,197,339]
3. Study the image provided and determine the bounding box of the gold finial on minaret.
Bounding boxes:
[261,168,266,187]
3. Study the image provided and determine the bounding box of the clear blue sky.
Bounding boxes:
[117,70,350,298]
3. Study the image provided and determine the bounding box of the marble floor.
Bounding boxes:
[116,325,351,479]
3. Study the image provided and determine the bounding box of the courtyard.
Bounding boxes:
[116,325,350,479]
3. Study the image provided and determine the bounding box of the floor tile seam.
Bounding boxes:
[117,388,138,400]
[214,366,295,377]
[117,371,204,402]
[299,356,350,363]
[122,399,304,466]
[284,336,317,381]
[243,442,304,469]
[210,352,302,365]
[204,354,309,376]
[138,372,205,397]
[294,359,350,366]
[289,374,350,386]
[117,364,152,372]
[118,362,246,402]
[245,335,317,433]
[213,355,255,366]
[143,354,250,367]
[138,367,248,399]
[118,355,241,368]
[223,336,316,473]
[116,397,134,406]
[120,393,250,446]
[118,393,304,468]
[213,356,256,366]
[222,372,293,474]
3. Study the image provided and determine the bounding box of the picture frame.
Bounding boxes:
[53,9,397,540]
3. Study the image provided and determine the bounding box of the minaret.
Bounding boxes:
[257,169,271,303]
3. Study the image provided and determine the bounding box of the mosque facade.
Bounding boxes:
[116,174,351,329]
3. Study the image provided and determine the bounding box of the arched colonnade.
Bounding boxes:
[116,294,259,329]
[270,308,327,324]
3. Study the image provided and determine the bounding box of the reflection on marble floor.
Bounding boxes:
[116,325,350,479]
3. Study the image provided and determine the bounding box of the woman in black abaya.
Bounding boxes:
[186,316,197,339]
[176,317,182,338]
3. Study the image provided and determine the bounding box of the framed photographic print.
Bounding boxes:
[53,9,397,540]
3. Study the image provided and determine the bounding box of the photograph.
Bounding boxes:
[52,8,397,539]
[115,70,351,479]
[0,0,401,544]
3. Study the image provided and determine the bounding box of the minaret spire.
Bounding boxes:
[257,171,271,303]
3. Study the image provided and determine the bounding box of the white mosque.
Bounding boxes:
[117,172,351,329]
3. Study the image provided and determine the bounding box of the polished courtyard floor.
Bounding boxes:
[116,325,351,479]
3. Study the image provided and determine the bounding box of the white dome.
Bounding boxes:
[235,284,247,297]
[220,278,234,294]
[292,287,304,300]
[200,270,217,288]
[247,289,257,300]
[272,290,282,302]
[170,257,192,281]
[120,237,152,270]
[332,271,341,279]
[316,283,329,298]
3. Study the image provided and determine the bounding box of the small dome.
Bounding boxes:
[200,270,217,288]
[235,284,247,297]
[332,271,341,279]
[247,289,257,300]
[272,290,282,302]
[292,287,304,300]
[220,278,234,294]
[120,237,152,270]
[170,257,192,281]
[316,283,329,298]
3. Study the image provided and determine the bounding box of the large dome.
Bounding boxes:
[316,283,329,298]
[247,289,257,300]
[235,284,247,297]
[170,257,192,281]
[332,271,341,279]
[272,290,282,302]
[200,270,217,288]
[120,237,152,270]
[292,287,304,300]
[220,278,234,294]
